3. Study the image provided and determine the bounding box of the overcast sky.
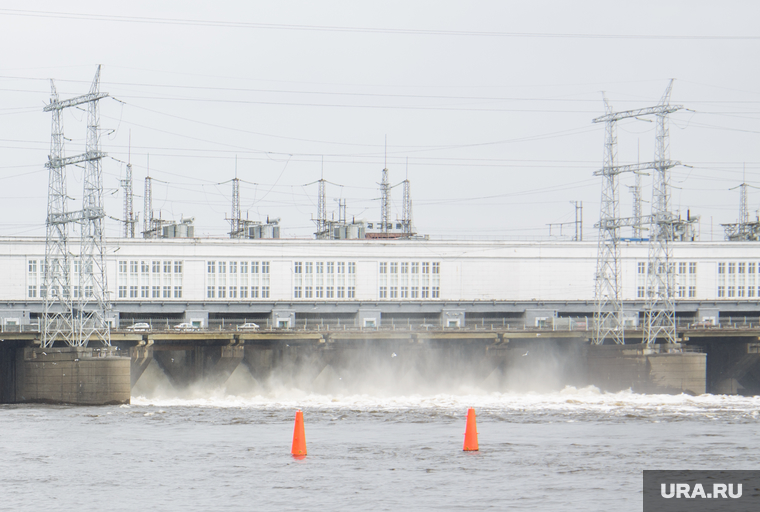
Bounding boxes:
[1,1,758,241]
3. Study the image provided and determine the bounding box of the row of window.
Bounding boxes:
[636,286,697,298]
[207,286,270,299]
[118,285,182,299]
[294,286,355,299]
[118,260,183,274]
[718,262,759,274]
[207,261,270,274]
[379,262,439,274]
[718,286,760,298]
[637,262,697,274]
[294,261,355,274]
[379,286,440,299]
[28,285,94,299]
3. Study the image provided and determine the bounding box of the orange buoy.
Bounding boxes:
[291,410,307,458]
[463,408,479,451]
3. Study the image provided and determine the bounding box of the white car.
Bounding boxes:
[126,322,151,331]
[173,322,199,331]
[237,322,260,331]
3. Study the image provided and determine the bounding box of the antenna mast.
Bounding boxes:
[122,131,136,238]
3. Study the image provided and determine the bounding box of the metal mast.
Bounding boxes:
[318,178,327,238]
[380,167,391,233]
[42,66,110,348]
[644,80,682,345]
[121,134,136,238]
[627,173,643,239]
[402,178,413,237]
[592,97,625,345]
[230,176,242,238]
[143,169,153,238]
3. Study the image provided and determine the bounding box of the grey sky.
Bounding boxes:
[0,1,758,240]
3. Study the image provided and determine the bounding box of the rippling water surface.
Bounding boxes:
[2,387,760,511]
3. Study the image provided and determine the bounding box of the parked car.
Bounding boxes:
[173,322,199,331]
[126,322,151,331]
[237,322,260,331]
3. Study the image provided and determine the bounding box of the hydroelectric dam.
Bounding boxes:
[2,319,760,405]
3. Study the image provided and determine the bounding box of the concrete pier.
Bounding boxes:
[14,347,131,405]
[586,344,706,395]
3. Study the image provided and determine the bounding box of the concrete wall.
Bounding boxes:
[15,347,131,405]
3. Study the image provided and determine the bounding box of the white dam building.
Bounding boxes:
[2,237,759,329]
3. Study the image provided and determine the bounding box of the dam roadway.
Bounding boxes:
[1,325,759,404]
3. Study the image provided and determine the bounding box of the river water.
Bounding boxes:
[2,375,760,511]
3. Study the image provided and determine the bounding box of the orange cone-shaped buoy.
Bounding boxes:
[291,410,307,458]
[463,408,479,451]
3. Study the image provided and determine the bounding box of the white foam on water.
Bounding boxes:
[131,385,760,420]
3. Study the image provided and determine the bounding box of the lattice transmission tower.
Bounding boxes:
[121,134,137,238]
[42,66,111,348]
[380,167,391,233]
[402,178,413,237]
[643,80,683,345]
[592,82,682,345]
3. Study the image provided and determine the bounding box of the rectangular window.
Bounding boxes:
[229,286,237,299]
[717,286,725,297]
[337,262,345,274]
[390,287,398,298]
[337,287,345,298]
[379,262,387,274]
[411,287,419,298]
[219,261,226,275]
[262,261,270,274]
[207,286,215,298]
[85,285,93,298]
[230,262,237,274]
[129,286,138,298]
[316,286,324,298]
[422,262,430,274]
[153,260,161,273]
[252,261,260,274]
[348,262,356,274]
[305,262,313,274]
[718,263,725,274]
[207,261,216,274]
[240,261,248,274]
[174,261,182,274]
[326,286,334,298]
[163,286,171,298]
[316,262,324,274]
[305,286,313,298]
[28,286,36,298]
[251,286,259,298]
[677,286,685,298]
[141,261,150,273]
[689,262,697,274]
[401,262,409,274]
[432,286,440,298]
[728,263,736,274]
[379,286,387,298]
[749,262,756,274]
[637,286,645,298]
[678,262,686,274]
[432,262,440,274]
[218,286,226,299]
[240,286,248,299]
[29,260,37,273]
[130,261,138,274]
[738,286,746,298]
[163,261,172,274]
[412,262,419,274]
[390,262,398,274]
[739,262,746,274]
[141,286,149,298]
[118,285,127,298]
[401,286,408,298]
[347,286,355,298]
[728,286,736,297]
[421,286,429,298]
[174,286,182,298]
[119,260,127,274]
[261,286,269,298]
[688,286,696,298]
[749,287,756,298]
[327,261,334,274]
